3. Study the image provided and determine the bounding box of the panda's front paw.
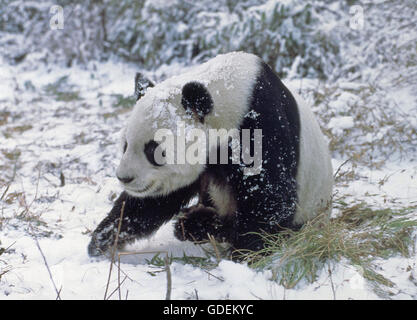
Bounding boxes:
[88,228,115,257]
[88,238,105,257]
[87,218,131,257]
[174,205,224,242]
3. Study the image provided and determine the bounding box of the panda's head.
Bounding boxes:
[116,76,214,198]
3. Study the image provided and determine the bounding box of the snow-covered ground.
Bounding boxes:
[0,53,415,300]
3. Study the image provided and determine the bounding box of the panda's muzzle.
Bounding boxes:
[116,174,134,184]
[124,180,155,194]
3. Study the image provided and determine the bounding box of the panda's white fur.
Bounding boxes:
[208,181,238,217]
[290,89,333,224]
[119,52,260,197]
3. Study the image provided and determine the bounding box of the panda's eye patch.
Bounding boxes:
[144,140,164,166]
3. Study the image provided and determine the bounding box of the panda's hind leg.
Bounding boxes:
[174,204,232,243]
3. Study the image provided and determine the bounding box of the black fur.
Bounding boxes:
[89,60,301,258]
[88,181,198,257]
[222,61,300,252]
[181,82,213,122]
[175,205,231,242]
[134,72,154,101]
[173,61,301,253]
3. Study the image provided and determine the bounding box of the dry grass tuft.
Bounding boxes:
[242,203,417,293]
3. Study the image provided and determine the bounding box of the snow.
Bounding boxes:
[328,116,355,134]
[0,57,415,300]
[331,159,417,213]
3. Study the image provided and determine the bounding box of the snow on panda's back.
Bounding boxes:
[142,52,262,130]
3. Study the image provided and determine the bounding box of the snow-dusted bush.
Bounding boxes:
[0,0,345,78]
[0,0,107,66]
[108,0,344,78]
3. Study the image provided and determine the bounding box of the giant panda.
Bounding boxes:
[88,52,333,258]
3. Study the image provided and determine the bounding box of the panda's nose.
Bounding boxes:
[117,175,134,184]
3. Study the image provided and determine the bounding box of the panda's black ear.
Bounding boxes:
[134,72,155,101]
[181,82,213,122]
